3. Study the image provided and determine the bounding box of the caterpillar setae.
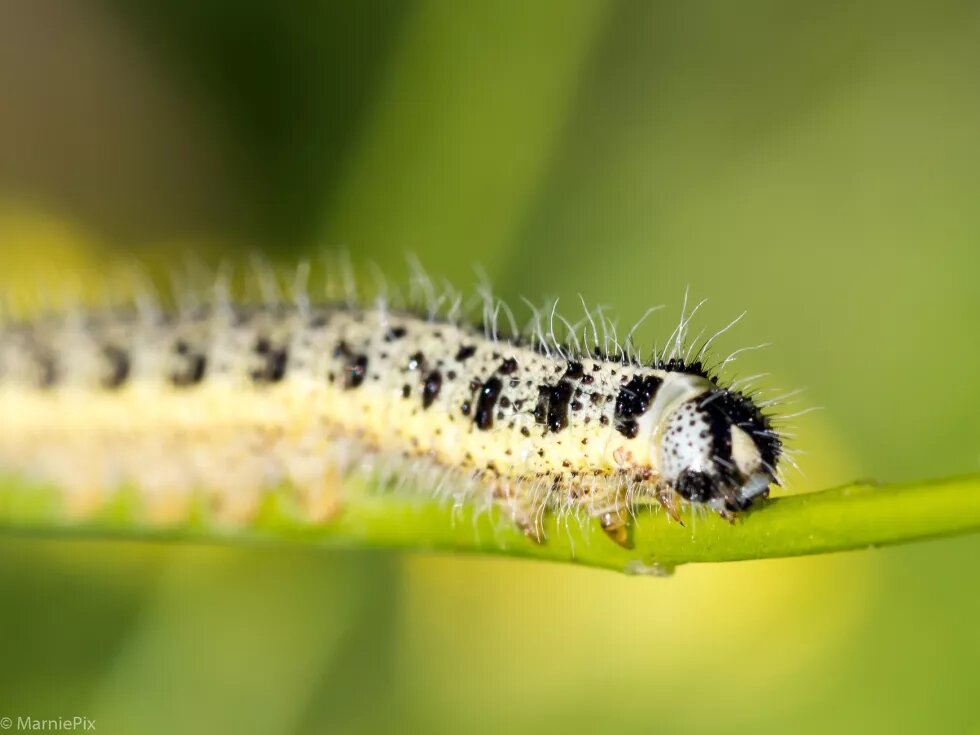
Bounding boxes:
[0,264,784,547]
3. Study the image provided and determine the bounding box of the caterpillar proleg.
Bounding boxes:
[0,266,783,546]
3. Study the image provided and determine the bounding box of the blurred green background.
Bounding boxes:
[1,1,978,733]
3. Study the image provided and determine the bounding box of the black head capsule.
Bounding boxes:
[659,388,781,512]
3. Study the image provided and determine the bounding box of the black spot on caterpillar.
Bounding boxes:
[614,375,663,439]
[334,341,369,389]
[422,370,442,408]
[251,337,289,384]
[345,355,368,389]
[36,352,59,389]
[101,344,130,389]
[563,361,584,380]
[170,340,207,387]
[455,344,477,362]
[498,357,518,375]
[384,326,407,342]
[475,377,503,430]
[534,380,574,433]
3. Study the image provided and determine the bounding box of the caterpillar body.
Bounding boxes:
[0,279,782,546]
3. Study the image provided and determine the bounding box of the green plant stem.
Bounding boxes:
[1,474,978,574]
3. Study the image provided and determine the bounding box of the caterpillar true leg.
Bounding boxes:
[597,509,633,549]
[654,485,684,526]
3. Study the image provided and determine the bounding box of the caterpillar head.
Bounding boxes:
[659,389,780,512]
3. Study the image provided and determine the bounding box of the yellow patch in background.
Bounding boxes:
[397,412,871,728]
[0,207,118,312]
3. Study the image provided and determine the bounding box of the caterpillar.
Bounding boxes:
[0,266,783,547]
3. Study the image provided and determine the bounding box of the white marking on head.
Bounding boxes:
[656,389,716,483]
[730,425,763,477]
